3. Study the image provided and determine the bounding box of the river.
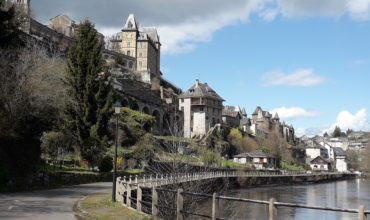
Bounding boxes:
[196,178,370,220]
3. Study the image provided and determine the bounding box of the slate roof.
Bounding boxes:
[123,14,138,30]
[240,117,250,125]
[222,106,242,118]
[142,27,160,43]
[252,106,271,118]
[309,156,330,164]
[178,80,224,101]
[333,147,346,157]
[233,150,275,158]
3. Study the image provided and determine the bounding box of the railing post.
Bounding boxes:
[359,205,366,220]
[269,198,277,220]
[137,185,142,212]
[135,175,138,183]
[212,192,218,220]
[177,188,184,220]
[152,187,158,217]
[126,184,131,208]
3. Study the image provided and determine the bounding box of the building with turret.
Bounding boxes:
[109,14,161,89]
[179,80,224,138]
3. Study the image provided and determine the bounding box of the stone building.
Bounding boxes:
[48,14,76,38]
[233,150,277,169]
[178,80,224,138]
[109,14,161,89]
[250,106,295,143]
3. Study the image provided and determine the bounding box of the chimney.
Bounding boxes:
[195,79,199,88]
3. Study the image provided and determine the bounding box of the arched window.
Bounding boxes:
[127,50,130,56]
[128,21,133,28]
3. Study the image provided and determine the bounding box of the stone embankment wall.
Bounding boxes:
[231,173,356,188]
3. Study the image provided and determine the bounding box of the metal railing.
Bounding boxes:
[115,171,360,219]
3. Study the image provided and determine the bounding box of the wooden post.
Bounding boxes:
[177,188,184,220]
[137,185,142,212]
[359,205,366,220]
[152,187,158,217]
[212,193,218,220]
[269,198,277,220]
[126,184,131,208]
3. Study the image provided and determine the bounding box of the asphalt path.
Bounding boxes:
[0,182,112,220]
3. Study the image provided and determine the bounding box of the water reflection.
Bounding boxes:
[195,179,370,220]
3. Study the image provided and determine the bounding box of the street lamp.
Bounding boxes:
[112,101,122,202]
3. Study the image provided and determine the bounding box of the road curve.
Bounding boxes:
[0,182,112,220]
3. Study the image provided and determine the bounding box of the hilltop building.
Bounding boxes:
[250,106,295,143]
[108,14,161,89]
[178,80,224,138]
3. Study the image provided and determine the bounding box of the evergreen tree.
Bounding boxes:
[332,126,342,138]
[0,0,23,49]
[64,20,113,167]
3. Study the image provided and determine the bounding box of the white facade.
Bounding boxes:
[306,148,321,159]
[310,163,329,171]
[336,157,347,172]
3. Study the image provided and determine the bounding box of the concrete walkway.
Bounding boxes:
[0,182,112,220]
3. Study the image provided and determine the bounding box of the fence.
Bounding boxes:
[116,171,361,219]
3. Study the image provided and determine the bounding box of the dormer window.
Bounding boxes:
[128,21,133,28]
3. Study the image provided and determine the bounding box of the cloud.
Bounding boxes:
[270,106,319,120]
[259,8,280,21]
[262,68,326,86]
[31,0,270,55]
[30,0,370,55]
[324,108,369,133]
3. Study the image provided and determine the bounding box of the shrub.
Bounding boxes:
[99,156,113,172]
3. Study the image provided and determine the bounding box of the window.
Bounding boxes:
[128,21,133,28]
[127,50,130,56]
[138,61,142,67]
[180,98,184,103]
[181,107,184,112]
[127,42,130,47]
[129,61,133,68]
[200,107,204,111]
[139,52,142,57]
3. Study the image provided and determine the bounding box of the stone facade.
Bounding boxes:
[48,14,76,38]
[108,14,161,89]
[250,106,295,143]
[179,80,224,138]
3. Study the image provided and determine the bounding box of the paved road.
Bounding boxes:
[0,182,112,220]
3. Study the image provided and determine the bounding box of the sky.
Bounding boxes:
[30,0,370,136]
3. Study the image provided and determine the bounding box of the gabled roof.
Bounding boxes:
[123,14,138,30]
[234,150,275,158]
[309,156,330,164]
[273,112,279,120]
[333,147,346,157]
[178,80,224,101]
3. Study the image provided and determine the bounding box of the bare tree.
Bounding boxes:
[142,111,230,219]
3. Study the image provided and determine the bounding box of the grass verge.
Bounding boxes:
[75,190,153,220]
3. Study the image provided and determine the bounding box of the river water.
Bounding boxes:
[196,178,370,220]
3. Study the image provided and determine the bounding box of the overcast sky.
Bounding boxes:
[31,0,370,136]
